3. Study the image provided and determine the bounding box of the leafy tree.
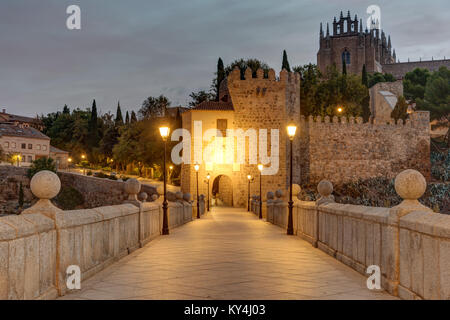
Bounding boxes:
[62,104,70,114]
[130,111,137,123]
[391,96,408,123]
[282,50,291,72]
[115,102,124,126]
[188,90,214,107]
[139,95,170,119]
[224,58,270,80]
[404,68,431,101]
[99,112,118,160]
[18,182,24,207]
[27,157,57,178]
[368,72,396,87]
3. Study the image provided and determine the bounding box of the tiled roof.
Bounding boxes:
[50,145,69,154]
[191,101,234,111]
[0,123,50,140]
[0,112,42,124]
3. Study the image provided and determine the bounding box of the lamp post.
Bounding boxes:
[194,163,200,218]
[68,157,72,173]
[287,124,297,235]
[204,173,210,212]
[81,154,86,175]
[159,126,170,235]
[247,174,254,212]
[257,164,263,219]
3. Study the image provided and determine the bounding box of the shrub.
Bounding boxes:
[108,175,118,181]
[86,170,93,176]
[55,186,84,210]
[431,150,450,182]
[27,157,56,178]
[18,182,24,207]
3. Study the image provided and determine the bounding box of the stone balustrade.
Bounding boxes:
[0,171,204,300]
[259,169,450,300]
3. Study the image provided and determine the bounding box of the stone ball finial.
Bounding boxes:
[124,178,141,195]
[275,189,284,198]
[156,185,164,196]
[266,191,275,200]
[183,193,191,202]
[151,194,158,201]
[395,169,427,200]
[30,170,61,200]
[317,180,333,197]
[292,184,301,196]
[139,192,148,202]
[175,191,183,200]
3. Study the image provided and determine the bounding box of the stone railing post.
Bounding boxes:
[124,178,142,205]
[22,170,62,219]
[387,169,432,296]
[314,180,335,248]
[266,192,274,223]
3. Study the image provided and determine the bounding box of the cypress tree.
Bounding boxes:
[282,50,291,72]
[115,102,123,126]
[130,111,137,123]
[362,64,368,87]
[125,111,130,124]
[216,58,225,101]
[88,99,100,150]
[342,60,347,75]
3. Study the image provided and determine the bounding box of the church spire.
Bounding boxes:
[326,22,330,37]
[320,22,324,38]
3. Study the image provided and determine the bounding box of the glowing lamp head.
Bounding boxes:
[337,106,343,113]
[159,126,170,140]
[68,158,72,163]
[257,164,263,172]
[287,125,297,140]
[169,165,173,170]
[206,173,211,180]
[81,155,86,159]
[194,164,200,172]
[247,175,252,180]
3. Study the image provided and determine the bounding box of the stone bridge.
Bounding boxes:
[0,169,449,300]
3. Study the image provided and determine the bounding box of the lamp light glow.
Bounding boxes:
[206,173,211,180]
[337,106,343,113]
[247,174,252,180]
[257,164,263,172]
[159,126,170,140]
[287,124,297,140]
[194,164,200,172]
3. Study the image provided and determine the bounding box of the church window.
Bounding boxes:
[342,49,351,65]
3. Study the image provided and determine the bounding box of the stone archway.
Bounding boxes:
[212,175,233,207]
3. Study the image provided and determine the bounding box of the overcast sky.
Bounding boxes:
[1,0,449,117]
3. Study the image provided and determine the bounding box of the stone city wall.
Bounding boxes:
[297,111,430,185]
[382,59,450,79]
[0,172,203,300]
[253,170,450,300]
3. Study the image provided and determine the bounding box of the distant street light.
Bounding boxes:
[194,163,200,218]
[68,157,72,173]
[337,106,343,114]
[247,174,254,212]
[204,173,211,212]
[159,126,170,235]
[287,124,297,235]
[257,164,263,219]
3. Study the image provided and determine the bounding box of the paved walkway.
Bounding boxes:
[61,207,396,300]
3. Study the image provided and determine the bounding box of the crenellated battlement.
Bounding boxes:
[228,66,301,84]
[300,111,429,129]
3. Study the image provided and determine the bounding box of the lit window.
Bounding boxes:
[217,119,228,137]
[4,142,9,148]
[43,145,47,151]
[12,142,16,148]
[36,144,41,150]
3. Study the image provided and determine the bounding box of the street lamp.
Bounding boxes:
[81,154,86,175]
[337,106,343,114]
[68,157,72,173]
[204,173,211,212]
[287,124,297,235]
[247,174,254,212]
[194,163,200,218]
[168,165,174,183]
[257,164,263,219]
[159,126,170,235]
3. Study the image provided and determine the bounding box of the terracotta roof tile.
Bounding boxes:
[0,123,49,140]
[191,101,234,111]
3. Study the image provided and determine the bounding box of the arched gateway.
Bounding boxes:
[212,175,233,207]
